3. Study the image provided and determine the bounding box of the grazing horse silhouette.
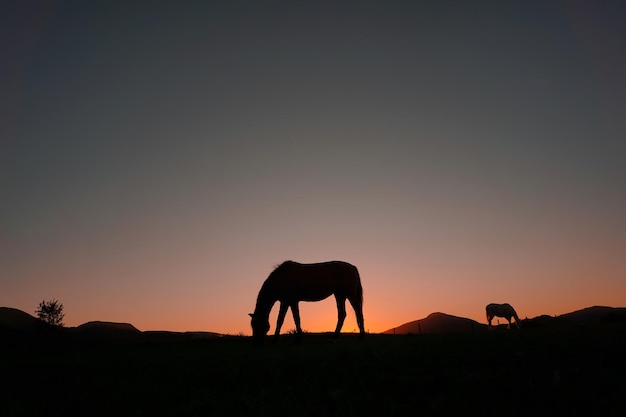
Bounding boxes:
[249,260,365,343]
[486,303,521,329]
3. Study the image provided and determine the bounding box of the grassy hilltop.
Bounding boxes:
[2,321,625,417]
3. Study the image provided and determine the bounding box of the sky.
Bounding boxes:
[1,0,625,335]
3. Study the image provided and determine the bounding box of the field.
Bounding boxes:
[2,322,625,417]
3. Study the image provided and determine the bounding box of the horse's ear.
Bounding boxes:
[248,313,254,318]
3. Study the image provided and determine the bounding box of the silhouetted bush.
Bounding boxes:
[35,299,65,327]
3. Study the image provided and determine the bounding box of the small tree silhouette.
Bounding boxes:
[36,299,65,327]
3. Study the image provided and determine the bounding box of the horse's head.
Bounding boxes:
[249,313,270,344]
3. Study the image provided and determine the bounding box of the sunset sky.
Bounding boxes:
[2,1,625,335]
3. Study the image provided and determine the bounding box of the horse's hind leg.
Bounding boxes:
[334,296,347,338]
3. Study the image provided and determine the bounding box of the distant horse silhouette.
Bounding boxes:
[249,260,365,343]
[486,303,521,329]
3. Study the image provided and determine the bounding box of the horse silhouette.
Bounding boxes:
[486,303,521,329]
[249,260,365,343]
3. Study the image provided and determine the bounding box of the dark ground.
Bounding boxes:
[2,321,625,417]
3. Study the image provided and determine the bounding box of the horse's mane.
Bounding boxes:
[259,261,293,292]
[269,260,296,277]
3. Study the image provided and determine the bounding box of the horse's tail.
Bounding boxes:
[485,304,494,320]
[354,264,363,305]
[511,306,521,327]
[353,264,365,336]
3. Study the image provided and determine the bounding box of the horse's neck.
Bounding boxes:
[255,287,278,317]
[257,300,276,317]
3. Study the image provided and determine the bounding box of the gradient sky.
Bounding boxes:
[2,1,625,335]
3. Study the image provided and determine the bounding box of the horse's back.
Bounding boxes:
[272,260,361,301]
[486,303,499,313]
[486,303,515,316]
[286,260,358,276]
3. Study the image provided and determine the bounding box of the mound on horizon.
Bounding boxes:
[0,306,65,340]
[385,306,626,334]
[0,306,57,333]
[515,306,626,328]
[1,307,230,344]
[0,307,40,328]
[73,321,141,336]
[559,306,626,323]
[383,312,486,335]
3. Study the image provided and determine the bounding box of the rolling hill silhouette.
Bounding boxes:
[0,307,39,328]
[383,312,485,334]
[3,305,626,340]
[385,306,626,334]
[519,306,626,328]
[75,321,139,332]
[0,307,222,343]
[0,307,56,336]
[73,321,140,336]
[0,308,141,335]
[558,306,626,323]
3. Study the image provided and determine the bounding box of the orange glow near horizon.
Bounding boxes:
[5,215,626,335]
[7,254,625,336]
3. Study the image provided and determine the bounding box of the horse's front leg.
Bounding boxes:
[274,302,289,343]
[290,302,303,342]
[333,296,347,338]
